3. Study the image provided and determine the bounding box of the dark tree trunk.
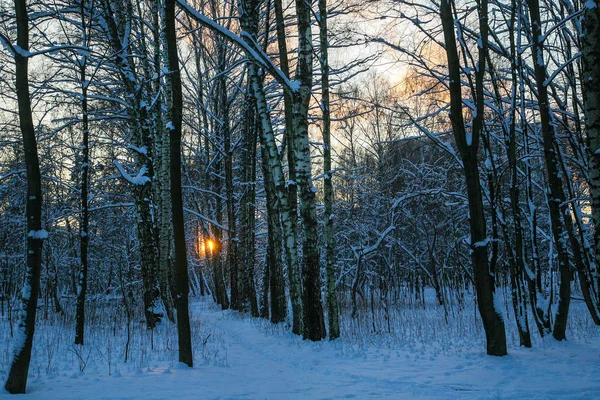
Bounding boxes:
[506,2,535,345]
[223,71,237,312]
[218,69,231,311]
[75,40,89,345]
[137,181,162,330]
[232,94,256,312]
[260,250,270,319]
[5,0,45,392]
[440,0,507,356]
[166,0,193,367]
[483,11,533,346]
[526,0,578,340]
[75,1,90,344]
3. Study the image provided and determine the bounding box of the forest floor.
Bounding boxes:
[1,295,600,399]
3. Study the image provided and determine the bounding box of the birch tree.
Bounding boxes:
[318,0,340,340]
[99,0,162,329]
[583,0,600,315]
[74,0,91,346]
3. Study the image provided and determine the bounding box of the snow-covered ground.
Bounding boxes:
[1,296,600,399]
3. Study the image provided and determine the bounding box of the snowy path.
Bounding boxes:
[2,299,600,399]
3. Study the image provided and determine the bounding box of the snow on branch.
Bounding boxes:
[0,31,89,59]
[541,9,584,43]
[127,145,148,155]
[392,189,467,210]
[362,225,395,256]
[0,170,25,182]
[184,207,229,232]
[584,0,597,8]
[113,160,151,186]
[175,0,297,93]
[544,52,581,87]
[0,32,17,57]
[397,242,433,281]
[472,238,490,248]
[27,45,90,58]
[353,225,396,259]
[28,230,49,239]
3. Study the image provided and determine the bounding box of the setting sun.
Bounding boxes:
[206,239,215,253]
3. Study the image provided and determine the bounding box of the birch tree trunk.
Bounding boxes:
[249,61,304,333]
[583,0,600,321]
[273,0,299,240]
[101,0,162,329]
[155,0,175,323]
[318,0,340,340]
[239,0,304,334]
[294,0,326,341]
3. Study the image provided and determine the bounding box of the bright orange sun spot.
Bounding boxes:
[206,239,215,253]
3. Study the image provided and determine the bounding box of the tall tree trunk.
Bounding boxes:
[440,0,507,356]
[223,74,237,312]
[155,0,175,323]
[511,0,551,338]
[484,5,533,346]
[135,130,161,329]
[5,0,45,392]
[239,0,304,334]
[272,0,302,333]
[294,0,326,341]
[513,0,553,336]
[318,0,340,340]
[211,137,229,310]
[583,0,600,322]
[242,118,259,317]
[213,56,231,311]
[234,92,254,311]
[248,62,304,333]
[236,90,259,316]
[101,0,162,329]
[75,6,90,344]
[260,247,270,319]
[273,0,299,242]
[166,0,193,367]
[526,0,576,340]
[260,138,287,323]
